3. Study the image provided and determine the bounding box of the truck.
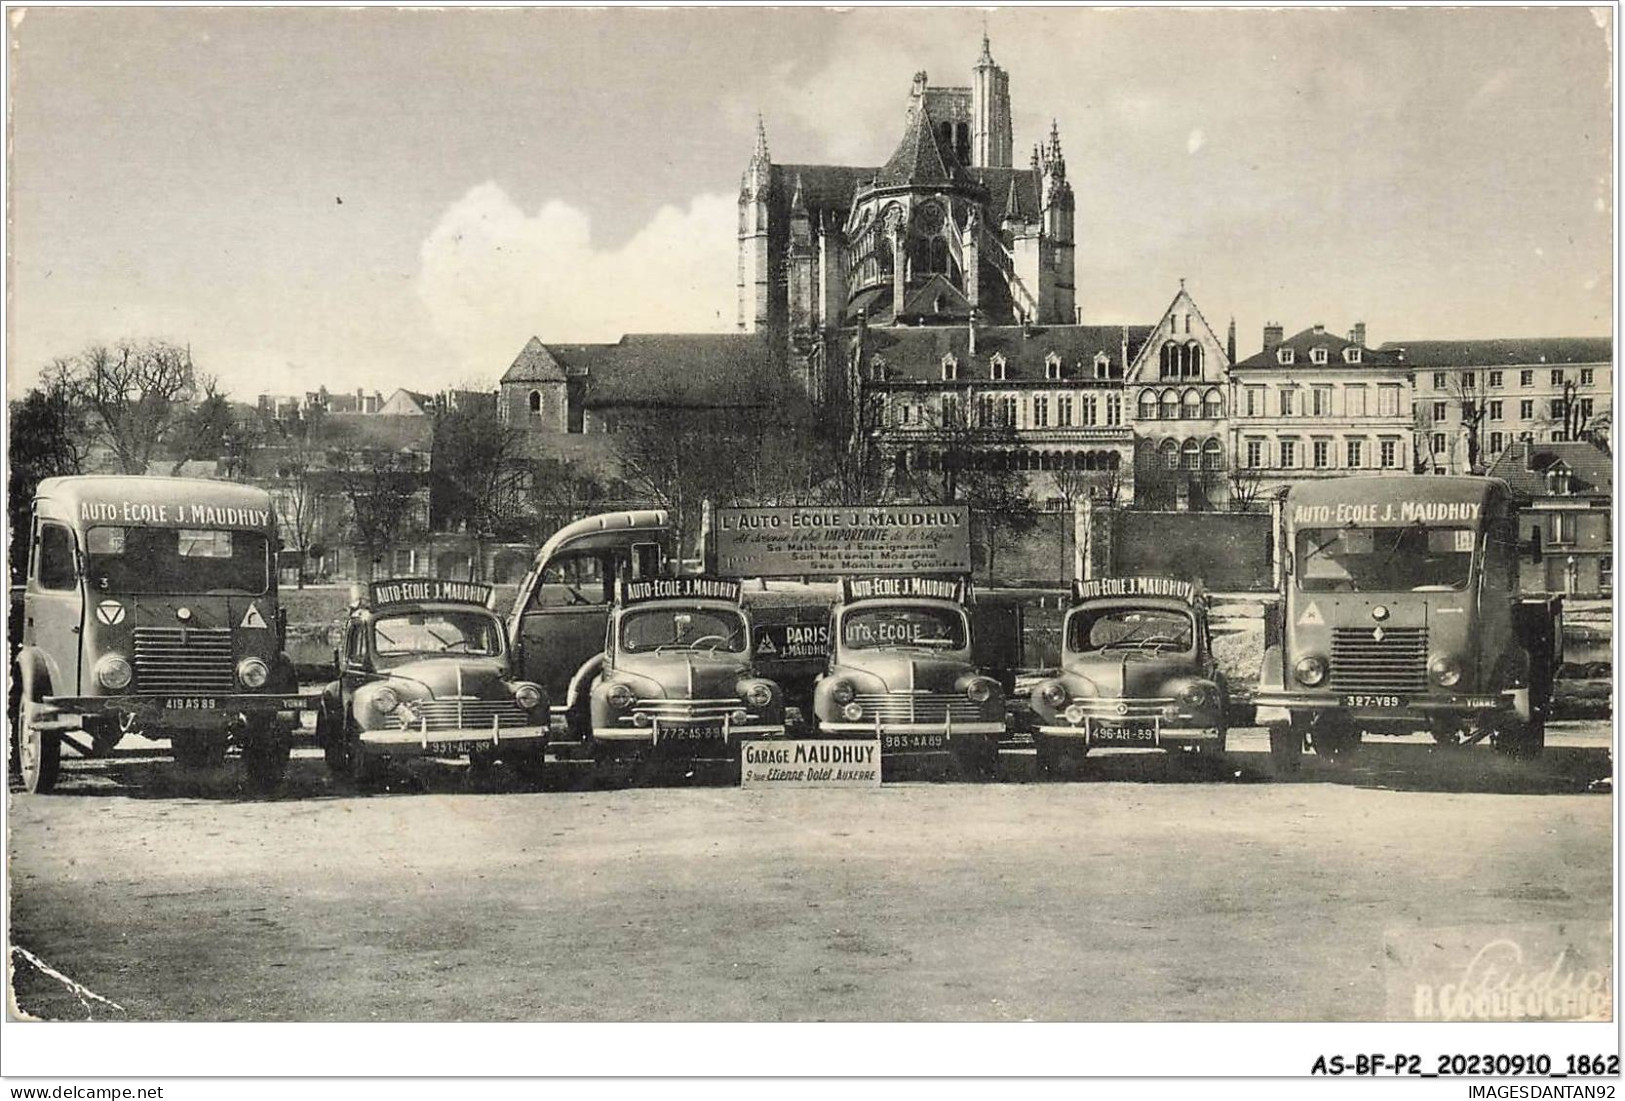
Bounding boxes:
[1254,474,1562,770]
[10,476,310,793]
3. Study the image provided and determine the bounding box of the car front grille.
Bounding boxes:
[398,697,533,732]
[854,692,984,725]
[1329,627,1429,693]
[1069,696,1174,719]
[629,698,741,723]
[132,628,236,693]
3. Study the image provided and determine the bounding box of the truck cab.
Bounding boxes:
[811,577,1004,777]
[10,475,309,793]
[1255,474,1560,769]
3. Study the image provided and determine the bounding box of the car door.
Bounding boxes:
[27,519,85,695]
[515,549,615,710]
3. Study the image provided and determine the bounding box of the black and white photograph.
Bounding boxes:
[1,2,1617,1089]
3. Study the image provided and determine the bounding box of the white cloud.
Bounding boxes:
[417,183,738,377]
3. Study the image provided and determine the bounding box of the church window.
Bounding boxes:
[1181,389,1201,419]
[1185,343,1203,378]
[929,237,949,276]
[528,390,542,415]
[1045,352,1063,380]
[941,353,958,381]
[1160,390,1180,420]
[1203,388,1223,418]
[1138,390,1158,420]
[989,354,1007,381]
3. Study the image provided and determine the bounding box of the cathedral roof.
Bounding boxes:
[501,336,569,384]
[899,274,973,320]
[876,99,964,188]
[861,324,1155,383]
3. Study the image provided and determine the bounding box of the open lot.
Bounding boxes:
[7,723,1613,1023]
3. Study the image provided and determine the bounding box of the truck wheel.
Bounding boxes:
[1313,724,1360,765]
[1268,726,1303,775]
[173,735,229,770]
[243,722,291,792]
[1495,715,1546,760]
[14,667,61,794]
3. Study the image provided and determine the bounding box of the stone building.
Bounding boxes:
[1486,438,1612,596]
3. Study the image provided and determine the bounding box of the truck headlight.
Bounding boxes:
[830,679,856,706]
[606,682,635,710]
[743,682,774,708]
[965,678,994,703]
[1038,681,1068,707]
[372,687,400,714]
[95,654,133,691]
[1294,656,1328,687]
[237,657,270,689]
[514,683,544,710]
[1429,654,1462,687]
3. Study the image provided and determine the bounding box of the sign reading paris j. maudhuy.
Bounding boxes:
[714,506,971,578]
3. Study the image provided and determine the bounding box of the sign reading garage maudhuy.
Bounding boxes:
[713,506,971,578]
[740,739,882,787]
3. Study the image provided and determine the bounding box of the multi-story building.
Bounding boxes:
[1126,285,1235,508]
[1229,323,1411,496]
[1380,338,1612,473]
[1485,439,1612,596]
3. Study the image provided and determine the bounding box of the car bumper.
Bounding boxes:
[1035,720,1221,749]
[592,724,786,744]
[820,721,1004,736]
[1253,690,1514,726]
[357,723,550,757]
[42,692,315,719]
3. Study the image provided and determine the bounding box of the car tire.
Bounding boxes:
[14,664,60,794]
[1269,725,1303,775]
[242,720,290,792]
[507,749,548,787]
[319,712,352,776]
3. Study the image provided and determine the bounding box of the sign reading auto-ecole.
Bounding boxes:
[714,506,971,578]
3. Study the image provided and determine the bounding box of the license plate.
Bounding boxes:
[165,697,219,710]
[653,721,725,744]
[1090,721,1158,747]
[1342,694,1405,708]
[425,741,474,756]
[882,732,947,751]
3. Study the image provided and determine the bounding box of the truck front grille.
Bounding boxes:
[855,692,984,725]
[398,698,532,732]
[132,628,236,693]
[1329,627,1429,693]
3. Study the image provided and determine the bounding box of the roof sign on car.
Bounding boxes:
[618,576,743,606]
[368,578,495,608]
[1073,577,1200,605]
[841,576,967,603]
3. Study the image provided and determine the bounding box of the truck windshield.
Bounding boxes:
[1068,607,1193,654]
[85,526,270,595]
[373,610,504,659]
[1296,525,1476,592]
[621,607,747,654]
[843,604,967,650]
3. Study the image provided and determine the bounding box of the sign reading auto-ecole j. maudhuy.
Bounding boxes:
[740,739,882,787]
[714,506,971,578]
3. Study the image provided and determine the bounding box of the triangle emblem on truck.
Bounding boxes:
[1297,601,1324,627]
[241,602,268,629]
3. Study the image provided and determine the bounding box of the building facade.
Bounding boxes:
[1126,286,1235,508]
[1229,323,1411,497]
[1485,439,1613,596]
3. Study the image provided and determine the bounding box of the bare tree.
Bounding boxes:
[431,398,530,577]
[64,340,199,473]
[527,457,615,537]
[8,368,92,583]
[340,448,425,581]
[817,384,892,506]
[1532,378,1601,444]
[608,407,757,556]
[1226,463,1269,512]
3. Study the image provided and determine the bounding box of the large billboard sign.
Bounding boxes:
[713,506,972,578]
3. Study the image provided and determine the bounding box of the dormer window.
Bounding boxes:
[1045,352,1062,381]
[1093,352,1112,379]
[869,354,887,380]
[988,353,1006,381]
[1343,347,1362,364]
[1310,346,1329,365]
[1546,465,1573,495]
[1277,347,1296,366]
[942,353,959,382]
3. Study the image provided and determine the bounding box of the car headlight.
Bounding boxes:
[1181,682,1211,707]
[841,701,863,721]
[1038,681,1068,707]
[830,679,856,706]
[95,654,133,691]
[514,683,543,710]
[743,682,774,708]
[372,687,400,714]
[965,678,994,703]
[1429,654,1462,687]
[237,657,270,689]
[1294,655,1328,687]
[606,682,636,710]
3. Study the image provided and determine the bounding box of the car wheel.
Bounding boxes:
[1268,725,1303,775]
[1313,724,1360,765]
[319,712,352,776]
[14,665,60,794]
[507,749,548,787]
[173,734,229,770]
[242,719,290,792]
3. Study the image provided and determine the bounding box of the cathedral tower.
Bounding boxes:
[1038,121,1076,324]
[737,116,773,332]
[970,33,1013,168]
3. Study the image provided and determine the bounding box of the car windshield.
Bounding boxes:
[1296,525,1475,593]
[1068,607,1194,654]
[372,610,504,659]
[842,604,967,651]
[621,607,747,654]
[85,526,270,595]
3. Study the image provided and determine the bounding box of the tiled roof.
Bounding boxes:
[544,334,787,409]
[1234,326,1401,370]
[770,164,875,220]
[1485,439,1613,499]
[971,168,1041,221]
[899,274,972,320]
[876,100,963,188]
[1379,338,1613,368]
[501,336,569,384]
[862,324,1153,383]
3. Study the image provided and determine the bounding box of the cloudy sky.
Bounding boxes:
[7,6,1614,398]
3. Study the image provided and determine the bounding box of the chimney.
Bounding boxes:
[1226,317,1237,365]
[1524,437,1537,472]
[1312,323,1325,336]
[1349,321,1367,347]
[1263,322,1284,353]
